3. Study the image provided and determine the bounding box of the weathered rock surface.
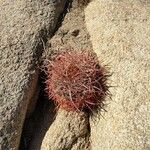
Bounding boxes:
[0,0,67,149]
[40,110,90,150]
[85,0,150,149]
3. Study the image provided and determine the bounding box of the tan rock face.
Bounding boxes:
[40,110,90,150]
[0,0,67,149]
[85,0,150,149]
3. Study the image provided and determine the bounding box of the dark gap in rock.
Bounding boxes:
[51,0,73,37]
[87,112,91,135]
[19,71,56,150]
